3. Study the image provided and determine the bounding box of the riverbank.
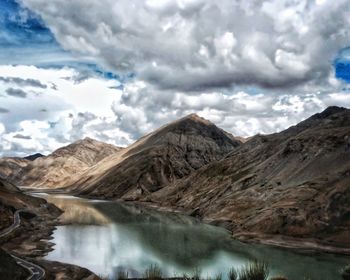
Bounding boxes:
[20,188,350,257]
[33,193,350,280]
[0,189,101,280]
[125,199,350,256]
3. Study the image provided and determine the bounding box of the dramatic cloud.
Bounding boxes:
[0,65,129,156]
[21,0,350,91]
[0,1,349,156]
[110,79,347,138]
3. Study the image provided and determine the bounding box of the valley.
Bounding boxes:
[0,106,349,279]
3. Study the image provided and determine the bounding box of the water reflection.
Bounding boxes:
[43,195,349,280]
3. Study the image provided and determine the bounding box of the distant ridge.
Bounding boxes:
[23,153,44,161]
[0,137,122,188]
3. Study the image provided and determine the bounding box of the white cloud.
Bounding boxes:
[110,79,350,139]
[0,65,126,156]
[1,1,350,156]
[0,123,5,135]
[20,0,350,91]
[0,65,349,156]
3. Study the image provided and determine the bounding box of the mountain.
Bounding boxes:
[23,153,44,161]
[0,137,122,188]
[150,106,350,251]
[1,107,348,253]
[66,113,241,199]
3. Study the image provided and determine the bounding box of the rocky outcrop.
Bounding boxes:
[66,114,241,199]
[0,138,122,188]
[150,106,350,250]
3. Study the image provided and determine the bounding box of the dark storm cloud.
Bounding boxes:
[5,88,28,98]
[0,108,10,113]
[13,134,32,140]
[0,76,47,88]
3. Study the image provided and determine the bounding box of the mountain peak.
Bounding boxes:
[285,106,349,135]
[315,106,348,119]
[182,113,212,125]
[51,137,121,161]
[83,136,95,141]
[184,113,201,120]
[185,113,199,118]
[76,137,99,144]
[132,113,242,153]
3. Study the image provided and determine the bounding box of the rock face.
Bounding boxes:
[66,114,241,199]
[151,106,350,249]
[0,138,122,188]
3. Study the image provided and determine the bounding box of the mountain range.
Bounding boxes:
[0,106,349,252]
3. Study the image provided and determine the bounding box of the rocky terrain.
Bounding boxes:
[0,137,122,189]
[147,106,350,252]
[0,107,349,255]
[64,114,241,199]
[0,177,101,279]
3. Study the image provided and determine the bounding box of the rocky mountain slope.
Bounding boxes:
[0,137,122,188]
[65,113,241,199]
[149,106,350,251]
[1,107,348,253]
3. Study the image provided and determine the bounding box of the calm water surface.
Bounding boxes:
[40,194,349,280]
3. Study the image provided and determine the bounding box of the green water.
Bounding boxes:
[41,194,349,280]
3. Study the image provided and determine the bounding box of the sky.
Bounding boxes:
[0,0,350,156]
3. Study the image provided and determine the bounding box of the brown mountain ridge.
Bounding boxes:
[149,106,350,252]
[65,113,242,199]
[0,137,122,188]
[0,107,349,253]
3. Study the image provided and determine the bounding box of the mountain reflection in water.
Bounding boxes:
[41,195,349,280]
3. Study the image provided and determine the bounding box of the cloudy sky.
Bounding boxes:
[0,0,350,156]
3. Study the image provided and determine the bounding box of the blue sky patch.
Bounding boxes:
[0,0,53,46]
[0,0,70,65]
[334,47,350,83]
[0,0,123,83]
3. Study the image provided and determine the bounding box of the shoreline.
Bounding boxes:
[0,194,101,280]
[125,200,350,257]
[21,190,350,257]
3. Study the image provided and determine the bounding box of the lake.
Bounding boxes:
[40,194,349,280]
